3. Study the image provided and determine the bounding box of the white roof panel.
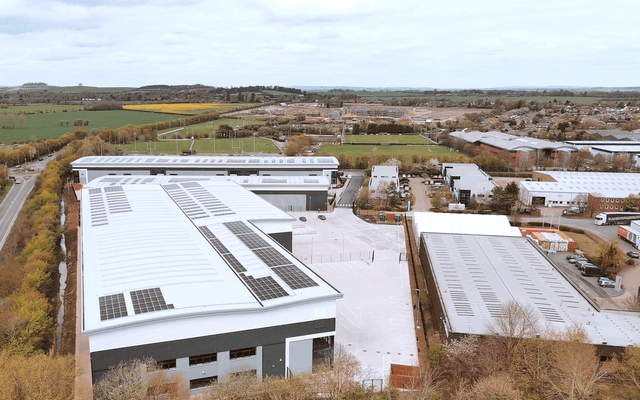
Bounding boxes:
[82,181,340,333]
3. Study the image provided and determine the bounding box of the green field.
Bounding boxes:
[159,118,267,138]
[0,110,185,143]
[318,144,467,159]
[2,104,85,113]
[115,137,280,155]
[344,134,428,144]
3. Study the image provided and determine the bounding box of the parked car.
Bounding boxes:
[318,215,326,220]
[8,175,15,180]
[627,251,639,259]
[599,278,615,288]
[14,165,21,169]
[299,216,307,222]
[15,179,21,184]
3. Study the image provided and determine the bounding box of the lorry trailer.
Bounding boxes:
[618,225,640,249]
[594,212,640,226]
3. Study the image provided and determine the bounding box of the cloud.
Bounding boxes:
[1,0,639,87]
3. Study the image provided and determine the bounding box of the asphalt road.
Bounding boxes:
[0,156,52,251]
[336,173,364,207]
[0,175,38,250]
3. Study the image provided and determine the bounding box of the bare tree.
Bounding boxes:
[486,301,540,361]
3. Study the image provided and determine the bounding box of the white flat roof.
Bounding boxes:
[422,233,640,347]
[525,171,640,198]
[371,165,398,175]
[83,174,331,192]
[81,181,341,333]
[454,179,497,191]
[413,212,521,238]
[72,155,340,169]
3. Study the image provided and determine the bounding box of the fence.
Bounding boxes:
[298,251,373,264]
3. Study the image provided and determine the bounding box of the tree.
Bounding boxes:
[216,124,234,138]
[486,301,539,362]
[489,182,519,215]
[283,135,314,156]
[595,241,624,273]
[623,192,640,211]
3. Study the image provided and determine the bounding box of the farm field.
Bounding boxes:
[343,134,428,144]
[115,137,280,155]
[317,144,467,159]
[159,118,267,138]
[0,110,182,143]
[123,103,257,115]
[2,104,85,113]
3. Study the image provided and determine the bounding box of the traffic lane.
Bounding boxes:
[0,175,38,250]
[546,252,622,299]
[337,175,364,206]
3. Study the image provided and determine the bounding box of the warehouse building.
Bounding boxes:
[441,163,497,205]
[80,179,342,389]
[414,213,640,356]
[71,156,339,211]
[368,165,399,197]
[520,171,640,208]
[71,155,340,184]
[448,131,576,169]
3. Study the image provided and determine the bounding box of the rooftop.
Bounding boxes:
[450,131,577,152]
[524,171,640,198]
[81,181,341,334]
[422,233,640,347]
[72,155,340,169]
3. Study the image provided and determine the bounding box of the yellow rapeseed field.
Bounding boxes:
[123,103,254,114]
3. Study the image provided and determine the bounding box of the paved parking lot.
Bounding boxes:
[290,208,418,380]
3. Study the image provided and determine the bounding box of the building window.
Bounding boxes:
[312,336,335,373]
[157,359,176,370]
[230,347,256,359]
[190,376,218,390]
[605,205,609,209]
[616,199,619,202]
[606,198,609,202]
[189,353,217,366]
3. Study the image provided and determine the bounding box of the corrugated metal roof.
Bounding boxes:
[73,155,339,168]
[422,233,640,347]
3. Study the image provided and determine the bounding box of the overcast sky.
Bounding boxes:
[1,0,639,89]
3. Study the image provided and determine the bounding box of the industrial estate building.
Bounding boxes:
[441,163,497,205]
[71,156,340,211]
[368,165,399,197]
[520,171,640,208]
[566,140,640,167]
[80,178,342,389]
[448,131,577,168]
[414,213,640,356]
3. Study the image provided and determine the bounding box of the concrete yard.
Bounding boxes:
[290,208,417,381]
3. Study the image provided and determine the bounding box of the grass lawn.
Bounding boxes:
[1,86,135,93]
[160,118,267,139]
[0,181,13,204]
[0,110,183,143]
[344,134,428,144]
[2,104,85,113]
[317,144,467,159]
[115,138,280,155]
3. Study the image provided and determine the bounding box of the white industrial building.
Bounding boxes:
[368,165,399,197]
[520,171,640,208]
[71,156,340,211]
[414,213,640,356]
[441,163,497,204]
[80,178,342,390]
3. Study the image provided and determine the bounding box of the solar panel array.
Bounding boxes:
[130,287,174,314]
[164,183,235,220]
[223,221,318,291]
[89,189,108,227]
[105,186,132,214]
[99,293,128,321]
[199,225,289,301]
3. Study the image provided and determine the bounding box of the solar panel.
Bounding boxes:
[104,186,124,192]
[272,265,319,289]
[224,221,254,235]
[262,178,287,184]
[252,247,291,267]
[235,233,270,250]
[223,254,247,273]
[163,184,181,191]
[198,227,247,272]
[99,293,128,321]
[181,182,202,188]
[130,287,173,314]
[240,274,288,300]
[89,188,102,194]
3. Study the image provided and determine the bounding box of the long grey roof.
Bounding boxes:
[450,131,577,152]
